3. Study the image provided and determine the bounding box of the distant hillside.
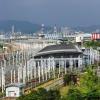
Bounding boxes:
[73,25,100,33]
[0,20,41,33]
[1,20,100,33]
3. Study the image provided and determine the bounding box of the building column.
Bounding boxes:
[18,51,20,64]
[30,65,33,80]
[33,61,37,87]
[52,58,55,78]
[8,53,11,66]
[0,74,1,88]
[48,58,51,79]
[18,67,20,83]
[89,48,92,65]
[97,50,100,64]
[33,61,36,78]
[11,70,13,83]
[69,56,73,71]
[27,66,30,82]
[58,60,61,78]
[61,58,64,77]
[64,60,66,74]
[22,67,24,84]
[78,55,82,69]
[12,52,15,66]
[41,59,44,82]
[15,52,18,66]
[38,61,41,83]
[1,67,5,93]
[14,70,16,83]
[45,60,48,81]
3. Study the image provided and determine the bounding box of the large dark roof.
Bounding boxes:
[35,43,82,57]
[39,43,75,52]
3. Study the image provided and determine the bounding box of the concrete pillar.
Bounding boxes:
[89,48,92,65]
[61,57,64,73]
[18,67,20,83]
[64,60,66,74]
[21,51,23,65]
[30,66,33,80]
[0,62,2,87]
[18,51,20,64]
[22,67,24,83]
[15,52,17,66]
[12,52,15,66]
[11,70,13,83]
[51,59,53,72]
[69,57,73,71]
[0,75,1,88]
[41,59,44,81]
[1,67,5,93]
[58,60,61,78]
[78,55,82,69]
[49,58,51,78]
[38,61,41,83]
[52,58,55,78]
[33,61,36,79]
[8,53,11,66]
[14,70,16,83]
[48,58,51,79]
[45,60,47,80]
[27,70,30,82]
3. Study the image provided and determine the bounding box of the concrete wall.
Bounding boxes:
[6,87,20,97]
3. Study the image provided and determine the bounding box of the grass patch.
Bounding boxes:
[59,85,69,96]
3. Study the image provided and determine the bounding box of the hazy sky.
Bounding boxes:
[0,0,100,26]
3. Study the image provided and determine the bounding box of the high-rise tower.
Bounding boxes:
[41,24,44,34]
[12,25,14,35]
[54,25,57,33]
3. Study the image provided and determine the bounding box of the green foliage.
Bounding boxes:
[84,40,100,48]
[0,92,4,98]
[36,88,48,100]
[63,73,78,86]
[0,44,3,50]
[79,67,98,94]
[66,88,83,100]
[85,89,100,100]
[62,67,100,100]
[17,88,61,100]
[63,74,71,86]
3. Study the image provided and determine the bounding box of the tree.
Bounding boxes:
[47,89,61,100]
[63,74,71,86]
[17,91,38,100]
[64,67,100,100]
[66,88,83,100]
[63,73,78,86]
[84,40,100,49]
[85,89,100,100]
[17,88,61,100]
[79,67,98,94]
[36,88,48,100]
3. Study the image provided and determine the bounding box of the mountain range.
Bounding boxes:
[0,20,100,33]
[73,25,100,33]
[0,20,41,34]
